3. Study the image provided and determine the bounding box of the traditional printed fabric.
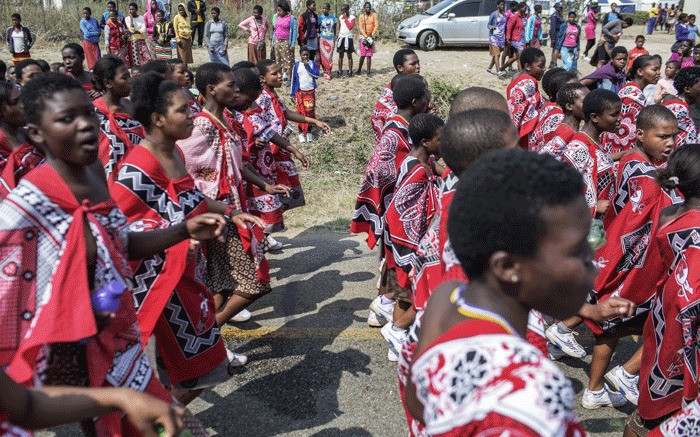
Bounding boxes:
[179,111,270,281]
[663,99,699,149]
[351,114,410,249]
[606,83,648,155]
[0,143,43,199]
[257,87,304,211]
[0,164,171,437]
[398,311,427,437]
[295,89,316,135]
[371,84,396,146]
[109,146,228,386]
[0,132,14,175]
[586,152,683,335]
[528,102,564,152]
[411,317,584,436]
[638,210,700,421]
[541,123,577,159]
[560,131,615,216]
[649,399,700,436]
[507,74,542,149]
[384,156,440,289]
[107,20,130,65]
[94,97,145,178]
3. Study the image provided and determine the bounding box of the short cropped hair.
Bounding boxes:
[231,60,256,71]
[449,87,508,115]
[15,59,41,82]
[541,67,565,101]
[557,82,588,114]
[440,108,515,174]
[636,104,676,131]
[195,62,231,96]
[519,47,545,69]
[448,149,584,278]
[674,66,700,96]
[393,49,417,70]
[141,59,170,76]
[393,74,427,110]
[257,58,276,76]
[232,67,263,95]
[130,72,181,130]
[546,71,578,103]
[582,88,620,122]
[20,72,83,125]
[409,113,444,147]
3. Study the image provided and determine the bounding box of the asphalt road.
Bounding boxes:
[40,226,638,436]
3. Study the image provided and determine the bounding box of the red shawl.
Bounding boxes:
[507,73,542,149]
[663,99,699,149]
[639,209,700,422]
[384,156,440,288]
[0,131,14,174]
[606,83,647,155]
[371,83,396,146]
[109,146,227,385]
[541,122,576,160]
[0,143,43,198]
[0,164,170,436]
[351,114,411,249]
[528,102,564,152]
[586,151,683,335]
[94,97,145,177]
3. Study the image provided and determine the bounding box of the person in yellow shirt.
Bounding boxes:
[173,3,193,64]
[356,1,378,76]
[647,2,659,34]
[187,0,206,47]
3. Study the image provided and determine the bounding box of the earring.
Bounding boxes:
[511,275,519,283]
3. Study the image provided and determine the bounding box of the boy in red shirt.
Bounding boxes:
[628,35,649,71]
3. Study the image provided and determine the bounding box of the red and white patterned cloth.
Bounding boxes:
[507,74,542,149]
[662,99,699,150]
[371,83,396,146]
[528,102,564,152]
[604,83,647,155]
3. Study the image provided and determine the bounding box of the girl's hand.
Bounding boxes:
[88,89,103,100]
[230,211,267,229]
[315,121,331,133]
[265,183,292,197]
[254,137,269,148]
[185,213,227,242]
[117,390,186,437]
[596,199,610,215]
[294,150,310,170]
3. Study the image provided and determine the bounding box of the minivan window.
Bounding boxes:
[481,0,499,14]
[424,0,458,15]
[445,0,480,17]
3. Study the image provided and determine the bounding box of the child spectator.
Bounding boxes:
[524,4,543,48]
[356,2,378,77]
[238,5,268,63]
[654,59,680,103]
[503,1,527,72]
[669,39,695,68]
[107,9,130,63]
[14,59,41,88]
[541,82,589,158]
[556,11,581,72]
[548,2,564,68]
[662,66,700,148]
[100,1,125,49]
[125,2,152,67]
[487,0,507,75]
[336,3,355,77]
[290,47,320,143]
[581,46,628,93]
[153,9,175,60]
[628,35,649,71]
[318,3,338,80]
[204,7,229,66]
[5,13,34,65]
[689,14,699,44]
[80,7,102,69]
[506,47,546,148]
[298,0,320,62]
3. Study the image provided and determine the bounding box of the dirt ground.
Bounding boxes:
[11,24,679,228]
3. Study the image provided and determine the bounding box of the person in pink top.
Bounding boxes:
[583,1,599,60]
[239,5,268,63]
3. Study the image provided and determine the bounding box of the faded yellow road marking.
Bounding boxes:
[220,326,384,340]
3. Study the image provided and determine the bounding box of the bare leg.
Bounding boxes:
[622,345,643,375]
[366,56,372,75]
[172,388,204,406]
[488,54,497,70]
[562,315,583,330]
[214,292,256,327]
[623,425,639,437]
[338,52,344,75]
[393,301,416,330]
[589,335,620,391]
[347,53,353,73]
[356,55,365,74]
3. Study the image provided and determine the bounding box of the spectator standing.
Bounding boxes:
[318,3,338,80]
[187,0,206,48]
[525,4,543,48]
[272,0,297,81]
[647,2,659,34]
[80,7,102,69]
[583,1,599,61]
[602,2,620,25]
[238,5,268,63]
[5,14,34,65]
[125,2,152,66]
[100,1,125,51]
[356,2,378,77]
[205,7,229,65]
[487,0,507,74]
[548,2,563,68]
[298,0,320,61]
[174,3,194,64]
[336,3,355,77]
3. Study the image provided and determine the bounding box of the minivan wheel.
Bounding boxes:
[418,30,438,51]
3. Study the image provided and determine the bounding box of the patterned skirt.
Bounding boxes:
[154,42,173,59]
[274,39,294,72]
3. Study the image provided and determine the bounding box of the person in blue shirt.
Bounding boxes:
[548,2,563,68]
[100,1,125,50]
[688,14,700,44]
[80,7,102,69]
[602,2,620,25]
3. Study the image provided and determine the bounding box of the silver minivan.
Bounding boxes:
[396,0,499,50]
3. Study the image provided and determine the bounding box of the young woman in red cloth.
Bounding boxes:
[62,43,101,100]
[661,66,700,149]
[92,55,144,177]
[0,73,225,436]
[528,70,577,152]
[540,82,589,159]
[506,47,546,148]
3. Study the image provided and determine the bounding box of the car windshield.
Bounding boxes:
[423,0,458,15]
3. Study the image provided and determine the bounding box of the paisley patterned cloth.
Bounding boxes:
[507,74,542,149]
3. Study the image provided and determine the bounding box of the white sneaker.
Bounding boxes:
[265,235,283,251]
[545,324,587,358]
[487,67,495,74]
[298,133,306,143]
[226,349,249,367]
[369,295,394,322]
[367,310,386,327]
[581,385,627,409]
[584,56,592,61]
[306,133,314,142]
[387,346,399,362]
[381,322,407,358]
[547,342,566,361]
[605,366,639,405]
[230,308,252,323]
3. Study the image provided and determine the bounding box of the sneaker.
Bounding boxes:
[298,133,306,143]
[226,349,249,367]
[369,295,394,322]
[265,235,284,251]
[367,310,386,327]
[306,133,314,142]
[487,67,495,74]
[605,366,639,405]
[230,308,252,323]
[387,346,399,362]
[581,385,627,409]
[381,322,407,358]
[547,342,566,361]
[496,70,507,77]
[584,56,592,61]
[324,72,332,81]
[545,324,587,358]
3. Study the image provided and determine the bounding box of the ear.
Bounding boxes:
[589,112,600,126]
[636,126,645,142]
[26,123,47,149]
[150,111,164,128]
[565,102,574,113]
[488,251,522,288]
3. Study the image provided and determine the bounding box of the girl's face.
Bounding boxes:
[156,11,164,21]
[665,62,679,78]
[212,9,219,20]
[28,89,100,166]
[637,119,678,164]
[399,54,420,74]
[160,89,194,140]
[635,38,645,49]
[300,50,310,62]
[172,64,189,88]
[686,79,700,101]
[638,59,661,85]
[129,5,137,16]
[109,10,118,20]
[497,2,505,12]
[423,127,442,157]
[0,87,25,128]
[593,102,622,133]
[262,63,282,88]
[11,17,20,27]
[210,70,236,108]
[62,49,83,73]
[526,56,546,81]
[568,14,576,24]
[179,5,186,16]
[570,88,589,120]
[232,89,260,112]
[694,48,700,64]
[341,5,349,14]
[308,2,316,12]
[322,4,330,14]
[413,85,432,114]
[611,53,628,71]
[253,9,262,18]
[107,64,132,98]
[364,3,371,13]
[679,41,691,56]
[277,6,287,16]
